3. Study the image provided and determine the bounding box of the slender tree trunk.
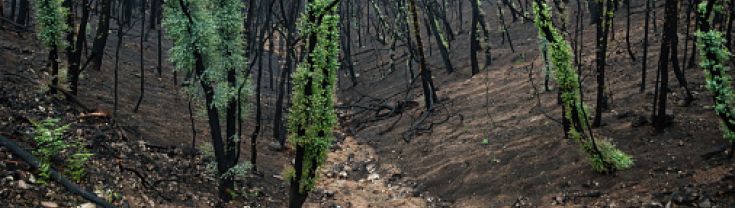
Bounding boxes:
[652,0,658,34]
[251,2,273,171]
[15,0,28,26]
[497,3,516,52]
[457,0,463,31]
[469,0,480,75]
[653,0,677,133]
[682,0,693,70]
[133,0,145,112]
[593,0,612,127]
[189,100,196,150]
[341,0,357,86]
[669,22,694,105]
[625,0,635,61]
[274,0,301,148]
[156,0,162,77]
[69,0,91,95]
[90,0,111,72]
[288,146,307,208]
[687,0,700,69]
[251,53,262,171]
[11,0,16,21]
[641,0,651,92]
[409,0,438,111]
[113,12,123,118]
[49,45,60,95]
[425,7,454,74]
[726,0,735,49]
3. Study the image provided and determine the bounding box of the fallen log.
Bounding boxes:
[0,135,116,208]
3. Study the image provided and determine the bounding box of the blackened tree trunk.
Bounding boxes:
[496,3,516,52]
[682,0,693,70]
[274,0,302,148]
[63,0,74,80]
[49,45,60,94]
[425,6,454,74]
[653,0,677,133]
[726,0,735,49]
[687,0,700,69]
[15,0,28,26]
[669,23,694,105]
[250,0,274,172]
[123,0,132,28]
[90,0,111,72]
[149,0,159,30]
[469,0,481,75]
[68,0,91,95]
[156,0,162,77]
[113,9,124,118]
[133,0,146,112]
[341,0,358,86]
[409,0,438,111]
[641,0,651,92]
[625,0,635,61]
[10,0,16,20]
[593,0,614,127]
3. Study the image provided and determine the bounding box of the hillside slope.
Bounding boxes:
[334,1,735,207]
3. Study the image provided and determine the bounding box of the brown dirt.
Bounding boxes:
[335,1,735,207]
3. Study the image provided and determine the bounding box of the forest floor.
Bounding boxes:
[329,1,735,207]
[0,14,430,207]
[1,0,735,207]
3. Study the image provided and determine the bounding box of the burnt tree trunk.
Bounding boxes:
[15,0,28,27]
[49,45,60,95]
[341,0,358,86]
[425,6,454,74]
[593,0,613,127]
[90,0,111,72]
[274,0,302,148]
[469,0,480,75]
[653,0,677,133]
[641,0,651,92]
[68,0,91,95]
[625,0,636,61]
[409,0,438,111]
[113,8,124,117]
[133,0,146,112]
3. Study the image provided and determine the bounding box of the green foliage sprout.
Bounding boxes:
[696,0,735,143]
[532,0,632,172]
[66,142,92,182]
[287,0,341,194]
[163,0,251,112]
[31,118,91,183]
[33,0,68,49]
[31,118,70,183]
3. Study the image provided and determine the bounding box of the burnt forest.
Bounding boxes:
[1,0,735,207]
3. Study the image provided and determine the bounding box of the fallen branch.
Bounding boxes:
[0,135,116,208]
